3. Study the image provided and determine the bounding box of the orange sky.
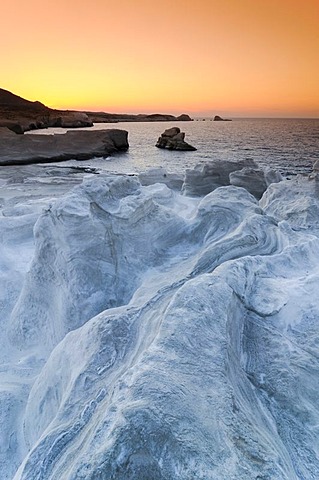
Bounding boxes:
[1,0,318,116]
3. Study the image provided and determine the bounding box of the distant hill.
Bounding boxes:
[0,88,47,110]
[0,88,92,133]
[0,88,192,133]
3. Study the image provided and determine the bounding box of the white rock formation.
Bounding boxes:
[182,159,257,196]
[230,166,282,199]
[1,166,319,479]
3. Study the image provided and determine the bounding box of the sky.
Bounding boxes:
[1,0,318,117]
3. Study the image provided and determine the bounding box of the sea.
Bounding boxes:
[28,118,319,176]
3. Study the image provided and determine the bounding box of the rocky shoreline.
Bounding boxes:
[0,88,192,134]
[0,127,129,165]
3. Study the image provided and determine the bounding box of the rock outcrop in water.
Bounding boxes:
[156,127,196,151]
[0,127,129,165]
[2,164,319,479]
[214,115,232,121]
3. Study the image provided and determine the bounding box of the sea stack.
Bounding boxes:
[156,127,196,151]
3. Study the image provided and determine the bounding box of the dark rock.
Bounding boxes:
[0,128,129,165]
[85,112,193,123]
[0,88,193,133]
[0,88,47,109]
[161,127,181,137]
[0,122,25,134]
[176,114,192,121]
[156,127,196,151]
[0,88,94,133]
[214,115,232,121]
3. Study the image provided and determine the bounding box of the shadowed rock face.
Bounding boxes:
[0,88,93,133]
[85,112,193,123]
[229,167,283,199]
[0,127,129,165]
[156,127,196,151]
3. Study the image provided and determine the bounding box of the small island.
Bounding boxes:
[214,115,232,121]
[156,127,196,151]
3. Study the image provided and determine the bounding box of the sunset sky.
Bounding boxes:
[1,0,318,117]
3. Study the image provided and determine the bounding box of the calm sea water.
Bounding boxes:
[30,118,319,176]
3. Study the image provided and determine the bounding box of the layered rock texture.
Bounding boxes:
[2,162,319,479]
[156,127,197,151]
[0,127,129,165]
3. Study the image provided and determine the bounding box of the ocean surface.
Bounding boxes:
[28,118,319,176]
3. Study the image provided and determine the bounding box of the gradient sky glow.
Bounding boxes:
[1,0,318,116]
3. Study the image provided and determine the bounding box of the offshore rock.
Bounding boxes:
[0,128,129,165]
[176,114,192,121]
[156,127,196,151]
[213,115,232,121]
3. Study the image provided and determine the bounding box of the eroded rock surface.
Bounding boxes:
[230,166,282,199]
[182,160,282,198]
[1,166,319,479]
